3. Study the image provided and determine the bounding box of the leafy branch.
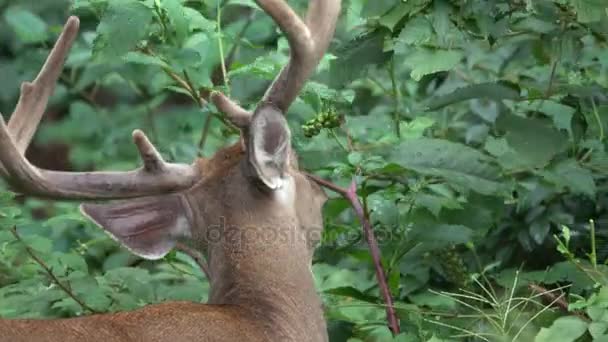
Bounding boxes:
[10,227,98,314]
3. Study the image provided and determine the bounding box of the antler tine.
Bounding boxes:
[210,92,252,129]
[7,16,80,154]
[0,116,200,199]
[257,0,341,113]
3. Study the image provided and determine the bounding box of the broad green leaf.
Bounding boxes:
[162,0,189,45]
[496,113,568,169]
[93,0,153,61]
[4,7,47,43]
[184,8,215,32]
[517,100,576,135]
[395,16,433,46]
[485,136,531,171]
[389,138,505,195]
[401,49,463,81]
[415,193,462,217]
[534,316,587,342]
[329,31,390,87]
[425,82,521,111]
[541,160,596,197]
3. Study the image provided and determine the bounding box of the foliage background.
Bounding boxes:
[0,0,607,341]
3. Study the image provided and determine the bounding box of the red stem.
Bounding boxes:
[306,174,401,334]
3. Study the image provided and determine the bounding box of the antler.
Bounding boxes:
[212,0,341,127]
[0,17,201,200]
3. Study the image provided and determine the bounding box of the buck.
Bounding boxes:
[0,1,341,341]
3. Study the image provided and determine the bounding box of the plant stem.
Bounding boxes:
[304,174,401,335]
[389,57,402,138]
[590,219,597,269]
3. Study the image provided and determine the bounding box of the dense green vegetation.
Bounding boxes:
[0,0,607,340]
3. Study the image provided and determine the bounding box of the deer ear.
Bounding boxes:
[80,194,192,260]
[247,105,291,190]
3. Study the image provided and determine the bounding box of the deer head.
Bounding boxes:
[0,1,341,341]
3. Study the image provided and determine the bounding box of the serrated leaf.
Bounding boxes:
[229,56,277,79]
[389,138,505,195]
[329,31,390,87]
[93,0,153,61]
[541,160,596,197]
[425,82,521,111]
[395,16,433,46]
[379,0,431,31]
[401,49,463,81]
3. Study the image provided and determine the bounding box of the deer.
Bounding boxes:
[0,1,341,341]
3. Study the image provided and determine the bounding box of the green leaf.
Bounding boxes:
[162,0,189,45]
[93,0,153,61]
[541,160,597,197]
[425,82,521,111]
[395,16,433,46]
[329,31,390,87]
[496,113,568,169]
[401,48,463,81]
[415,193,462,217]
[389,138,505,195]
[379,0,431,31]
[184,8,216,32]
[517,100,576,135]
[534,316,588,342]
[399,116,435,140]
[570,0,607,23]
[4,7,48,43]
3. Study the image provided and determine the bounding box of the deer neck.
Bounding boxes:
[183,157,326,338]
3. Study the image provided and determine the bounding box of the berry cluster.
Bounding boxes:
[302,108,342,138]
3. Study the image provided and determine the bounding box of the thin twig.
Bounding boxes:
[10,227,98,314]
[305,173,401,334]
